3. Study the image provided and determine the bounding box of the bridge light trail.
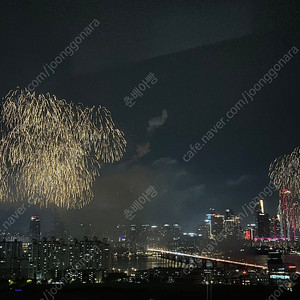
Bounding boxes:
[148,248,268,270]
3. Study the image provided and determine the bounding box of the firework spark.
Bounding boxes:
[269,147,300,198]
[269,147,300,239]
[0,89,126,209]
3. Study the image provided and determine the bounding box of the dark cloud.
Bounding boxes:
[147,109,168,133]
[136,142,151,158]
[152,157,177,166]
[226,175,252,186]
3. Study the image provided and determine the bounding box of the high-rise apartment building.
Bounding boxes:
[29,216,41,241]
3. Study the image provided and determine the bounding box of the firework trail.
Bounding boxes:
[269,147,300,239]
[269,147,300,198]
[0,89,126,209]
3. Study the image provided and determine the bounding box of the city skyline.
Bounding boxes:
[2,196,298,243]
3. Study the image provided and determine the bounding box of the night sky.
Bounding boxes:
[0,1,299,236]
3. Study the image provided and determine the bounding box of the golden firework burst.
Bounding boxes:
[0,89,126,209]
[269,147,300,198]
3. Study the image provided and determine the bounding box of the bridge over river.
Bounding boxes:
[148,248,268,272]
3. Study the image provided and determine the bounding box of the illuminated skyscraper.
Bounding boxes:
[258,199,264,214]
[211,214,224,237]
[257,213,270,238]
[205,209,224,239]
[224,209,242,239]
[255,199,270,239]
[225,208,234,220]
[270,215,281,239]
[245,224,257,240]
[29,216,41,241]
